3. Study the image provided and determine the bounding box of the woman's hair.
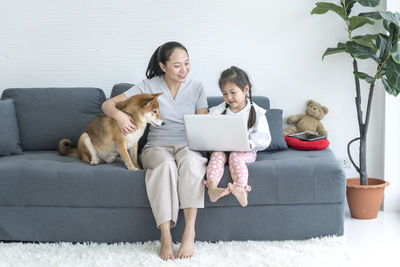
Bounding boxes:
[146,41,188,79]
[219,66,256,129]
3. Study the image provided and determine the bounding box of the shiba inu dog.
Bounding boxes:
[58,93,163,170]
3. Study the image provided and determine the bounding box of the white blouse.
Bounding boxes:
[209,100,271,151]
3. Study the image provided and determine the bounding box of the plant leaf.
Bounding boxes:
[353,34,378,41]
[348,16,375,30]
[311,2,348,21]
[358,12,382,20]
[353,34,378,51]
[379,11,400,30]
[322,43,346,60]
[343,0,356,16]
[353,72,376,83]
[389,22,400,47]
[392,41,400,64]
[376,34,391,62]
[379,12,400,26]
[385,57,400,90]
[345,41,378,60]
[382,77,399,96]
[356,0,380,7]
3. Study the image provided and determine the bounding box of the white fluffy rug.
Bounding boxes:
[0,236,354,267]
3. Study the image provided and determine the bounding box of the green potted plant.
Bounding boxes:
[311,0,398,219]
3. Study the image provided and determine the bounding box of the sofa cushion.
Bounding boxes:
[264,109,288,151]
[0,100,23,156]
[0,151,149,208]
[0,149,345,208]
[285,136,330,150]
[111,83,134,98]
[1,88,106,151]
[205,148,345,207]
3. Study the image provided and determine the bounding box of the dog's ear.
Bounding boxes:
[143,93,162,107]
[152,92,163,99]
[142,97,156,108]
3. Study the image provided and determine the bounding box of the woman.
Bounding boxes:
[102,41,208,260]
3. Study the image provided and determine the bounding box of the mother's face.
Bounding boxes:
[159,48,190,83]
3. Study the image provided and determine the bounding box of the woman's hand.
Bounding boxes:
[114,110,137,135]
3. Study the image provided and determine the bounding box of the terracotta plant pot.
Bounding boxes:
[346,178,390,219]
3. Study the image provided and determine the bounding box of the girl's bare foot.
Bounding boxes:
[208,187,230,202]
[176,228,195,259]
[160,232,175,260]
[228,183,248,207]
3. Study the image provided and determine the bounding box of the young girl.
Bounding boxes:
[206,66,271,207]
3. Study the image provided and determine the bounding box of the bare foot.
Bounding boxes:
[228,183,248,207]
[208,187,230,202]
[176,229,195,259]
[159,233,175,261]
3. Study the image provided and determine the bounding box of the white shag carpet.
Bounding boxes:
[0,236,354,267]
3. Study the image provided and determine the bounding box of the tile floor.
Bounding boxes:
[344,208,400,267]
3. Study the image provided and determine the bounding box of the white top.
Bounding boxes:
[209,100,271,151]
[124,76,208,146]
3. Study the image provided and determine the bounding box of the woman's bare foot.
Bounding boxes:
[228,183,248,207]
[176,228,195,259]
[160,232,175,260]
[208,187,230,202]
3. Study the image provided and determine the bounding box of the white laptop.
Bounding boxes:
[184,114,250,151]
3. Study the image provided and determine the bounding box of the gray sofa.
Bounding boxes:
[0,84,346,243]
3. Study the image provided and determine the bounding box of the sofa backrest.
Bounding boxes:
[111,83,271,110]
[111,83,277,153]
[1,87,106,151]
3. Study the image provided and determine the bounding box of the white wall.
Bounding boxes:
[384,0,400,212]
[0,0,388,198]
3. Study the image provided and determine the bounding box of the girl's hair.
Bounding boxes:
[146,41,188,79]
[219,66,256,129]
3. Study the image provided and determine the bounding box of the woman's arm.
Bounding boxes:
[195,108,208,114]
[102,94,137,134]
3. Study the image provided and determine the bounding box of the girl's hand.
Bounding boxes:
[114,110,137,135]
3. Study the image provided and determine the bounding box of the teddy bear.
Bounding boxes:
[284,100,328,137]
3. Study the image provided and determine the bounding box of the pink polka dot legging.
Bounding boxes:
[205,151,257,192]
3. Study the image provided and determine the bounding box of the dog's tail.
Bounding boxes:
[58,138,78,157]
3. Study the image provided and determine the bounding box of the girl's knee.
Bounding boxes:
[229,152,243,163]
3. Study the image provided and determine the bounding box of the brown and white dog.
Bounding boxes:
[58,93,163,170]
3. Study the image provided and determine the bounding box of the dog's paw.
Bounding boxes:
[126,164,139,171]
[133,164,141,170]
[90,159,99,166]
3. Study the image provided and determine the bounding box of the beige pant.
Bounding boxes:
[140,144,207,228]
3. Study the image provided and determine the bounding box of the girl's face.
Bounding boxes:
[221,82,249,113]
[159,48,190,84]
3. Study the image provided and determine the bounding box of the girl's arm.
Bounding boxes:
[208,102,226,115]
[248,112,271,151]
